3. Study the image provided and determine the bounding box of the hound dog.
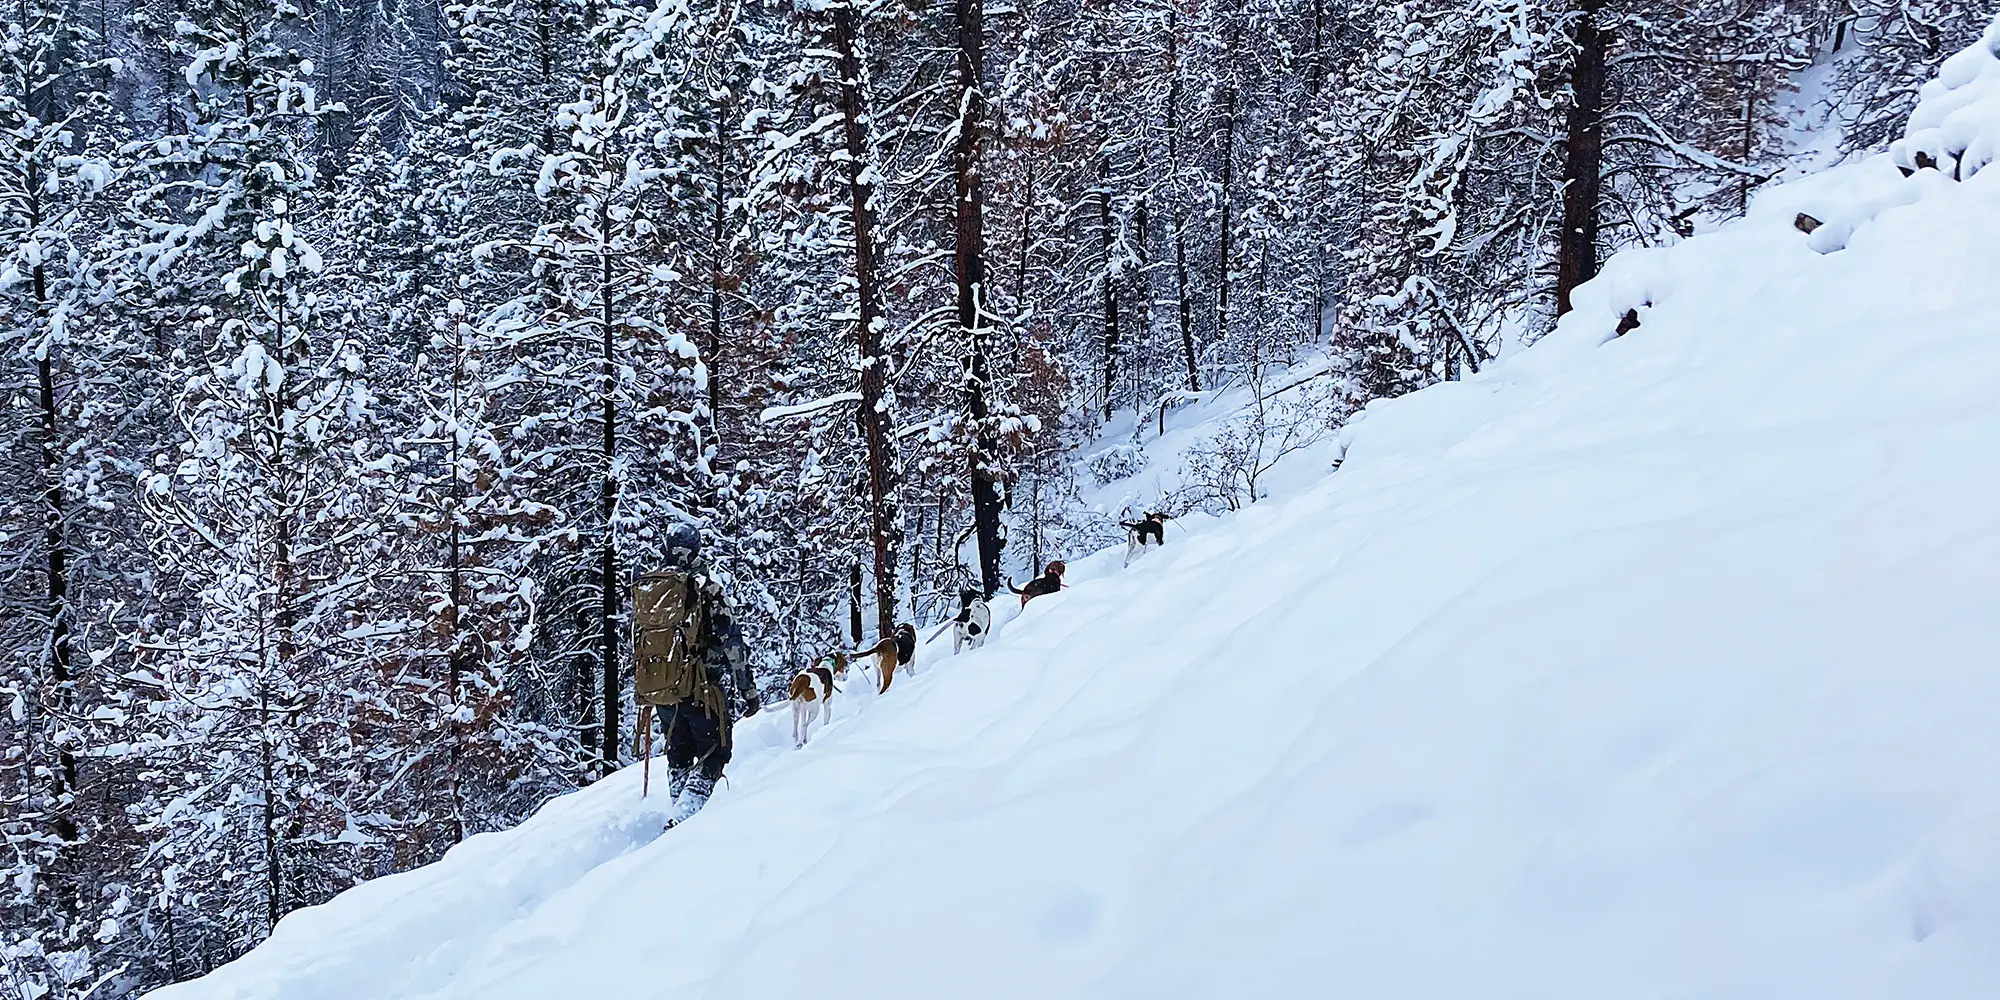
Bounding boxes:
[952,588,991,653]
[1121,512,1168,567]
[853,622,918,695]
[1007,560,1066,607]
[788,652,848,748]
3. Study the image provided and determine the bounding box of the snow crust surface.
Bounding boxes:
[152,32,2000,1000]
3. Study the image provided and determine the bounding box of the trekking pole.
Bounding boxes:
[638,705,654,798]
[927,619,955,643]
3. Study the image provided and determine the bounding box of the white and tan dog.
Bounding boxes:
[851,622,917,694]
[788,652,847,748]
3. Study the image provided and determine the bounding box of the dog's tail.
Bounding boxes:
[1006,578,1024,595]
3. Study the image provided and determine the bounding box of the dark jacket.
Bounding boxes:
[703,600,759,717]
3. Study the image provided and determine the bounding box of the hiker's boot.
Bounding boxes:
[665,775,715,829]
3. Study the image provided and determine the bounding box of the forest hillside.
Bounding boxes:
[6,0,1998,996]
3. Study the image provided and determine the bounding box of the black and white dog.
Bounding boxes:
[1121,511,1168,567]
[952,588,991,653]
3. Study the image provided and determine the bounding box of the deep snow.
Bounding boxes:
[152,24,2000,1000]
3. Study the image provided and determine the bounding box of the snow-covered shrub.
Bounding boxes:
[1176,397,1327,513]
[1084,444,1148,487]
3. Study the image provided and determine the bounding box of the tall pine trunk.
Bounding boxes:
[707,91,730,459]
[446,318,469,844]
[954,0,1005,598]
[1097,152,1119,423]
[27,165,79,852]
[1215,34,1237,349]
[594,157,620,775]
[1167,12,1199,393]
[1133,194,1153,408]
[1556,0,1607,316]
[832,0,903,638]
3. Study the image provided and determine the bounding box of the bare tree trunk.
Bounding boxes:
[1097,152,1120,422]
[446,319,468,844]
[707,91,730,456]
[1312,248,1326,345]
[1166,11,1199,392]
[1738,66,1755,215]
[848,562,864,645]
[262,253,301,933]
[832,0,902,637]
[537,0,556,153]
[595,178,620,776]
[1133,194,1152,408]
[260,673,281,933]
[1556,0,1607,316]
[955,0,1006,599]
[1015,157,1035,337]
[27,168,78,853]
[1215,35,1237,350]
[1308,0,1324,97]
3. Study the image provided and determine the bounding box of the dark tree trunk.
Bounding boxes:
[1738,67,1755,215]
[596,185,620,776]
[954,0,1006,598]
[831,0,903,638]
[1312,249,1326,345]
[1133,195,1152,407]
[1015,157,1035,342]
[446,320,469,844]
[1216,33,1238,347]
[707,91,730,457]
[537,0,556,153]
[260,678,281,932]
[1097,153,1120,422]
[848,562,864,645]
[28,169,78,851]
[1308,0,1323,97]
[261,250,301,932]
[1556,0,1608,316]
[1166,11,1200,392]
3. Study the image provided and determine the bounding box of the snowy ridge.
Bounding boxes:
[151,25,2000,999]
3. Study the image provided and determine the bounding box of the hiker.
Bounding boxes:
[633,523,760,828]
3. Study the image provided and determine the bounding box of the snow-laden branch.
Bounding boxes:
[1603,110,1771,178]
[759,392,863,424]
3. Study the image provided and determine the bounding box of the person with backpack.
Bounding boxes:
[632,524,760,828]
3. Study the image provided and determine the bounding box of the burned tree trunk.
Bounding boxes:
[831,0,903,637]
[1555,0,1608,316]
[954,0,1006,598]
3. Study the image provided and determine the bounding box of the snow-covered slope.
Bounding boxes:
[152,25,2000,1000]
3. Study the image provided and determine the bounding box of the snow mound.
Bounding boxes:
[153,22,2000,1000]
[1894,18,2000,180]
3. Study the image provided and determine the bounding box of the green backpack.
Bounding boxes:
[633,570,706,707]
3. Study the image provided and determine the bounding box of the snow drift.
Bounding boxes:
[152,25,2000,1000]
